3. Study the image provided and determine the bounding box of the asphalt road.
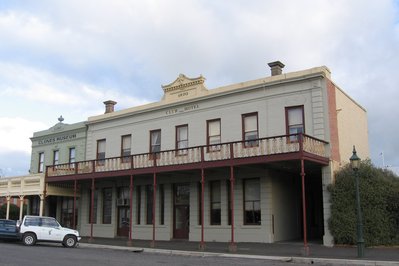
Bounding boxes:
[0,241,298,266]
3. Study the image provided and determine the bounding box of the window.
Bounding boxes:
[121,135,131,163]
[53,150,59,165]
[97,139,106,165]
[38,152,44,173]
[102,188,112,224]
[159,184,164,225]
[136,186,141,224]
[210,181,221,225]
[69,147,76,163]
[242,113,258,147]
[207,119,221,151]
[198,182,202,225]
[150,130,161,154]
[117,187,130,206]
[176,125,188,154]
[61,197,77,228]
[227,180,232,225]
[244,178,261,225]
[286,106,305,142]
[31,196,40,216]
[146,185,153,225]
[88,189,98,224]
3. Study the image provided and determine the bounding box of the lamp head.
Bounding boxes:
[350,145,361,170]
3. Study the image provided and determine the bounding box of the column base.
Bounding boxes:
[301,245,310,256]
[88,237,94,243]
[228,242,237,252]
[150,240,156,248]
[127,240,133,247]
[198,242,206,251]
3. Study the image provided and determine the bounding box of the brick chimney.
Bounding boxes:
[104,100,117,114]
[268,61,285,76]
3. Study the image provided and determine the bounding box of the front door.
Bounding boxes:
[173,183,190,239]
[117,207,130,237]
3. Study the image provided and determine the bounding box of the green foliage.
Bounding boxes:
[328,160,399,246]
[0,203,27,220]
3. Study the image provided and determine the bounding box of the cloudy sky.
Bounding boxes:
[0,0,398,177]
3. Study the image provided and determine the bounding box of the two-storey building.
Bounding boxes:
[45,61,369,249]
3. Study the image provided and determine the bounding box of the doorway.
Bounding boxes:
[117,207,130,237]
[173,183,190,239]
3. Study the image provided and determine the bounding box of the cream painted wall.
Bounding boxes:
[335,88,369,166]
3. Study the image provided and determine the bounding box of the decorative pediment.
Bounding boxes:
[161,74,208,102]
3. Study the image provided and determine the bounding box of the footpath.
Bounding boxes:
[79,237,399,265]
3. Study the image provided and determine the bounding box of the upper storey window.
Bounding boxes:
[150,130,161,153]
[242,113,259,147]
[38,152,44,173]
[69,147,76,163]
[286,106,305,141]
[121,135,131,163]
[97,139,106,165]
[207,119,221,151]
[53,150,59,165]
[176,125,188,155]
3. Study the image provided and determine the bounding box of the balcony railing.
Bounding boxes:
[46,134,328,178]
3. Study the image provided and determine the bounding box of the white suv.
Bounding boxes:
[19,216,81,248]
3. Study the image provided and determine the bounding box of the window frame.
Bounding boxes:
[53,150,59,165]
[210,180,221,225]
[96,139,106,165]
[69,147,76,164]
[146,185,153,225]
[38,152,44,173]
[136,186,141,225]
[206,119,221,152]
[88,188,98,224]
[159,184,164,225]
[243,178,261,225]
[176,124,189,155]
[121,135,132,163]
[285,105,305,142]
[102,187,112,224]
[149,129,161,157]
[242,112,259,147]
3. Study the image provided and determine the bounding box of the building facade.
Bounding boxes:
[39,62,368,248]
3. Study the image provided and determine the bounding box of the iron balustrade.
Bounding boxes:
[46,134,328,178]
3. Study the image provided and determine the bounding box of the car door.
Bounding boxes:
[39,218,64,241]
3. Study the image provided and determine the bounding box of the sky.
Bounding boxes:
[0,0,398,177]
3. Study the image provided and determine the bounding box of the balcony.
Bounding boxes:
[46,134,329,180]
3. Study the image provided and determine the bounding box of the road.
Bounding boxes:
[0,241,300,266]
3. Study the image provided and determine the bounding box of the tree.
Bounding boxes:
[328,160,399,246]
[0,203,27,220]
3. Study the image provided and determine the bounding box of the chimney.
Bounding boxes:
[268,61,285,76]
[103,100,117,114]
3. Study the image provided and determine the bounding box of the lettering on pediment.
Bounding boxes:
[161,74,208,102]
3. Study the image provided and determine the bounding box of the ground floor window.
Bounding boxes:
[61,197,78,228]
[159,184,164,225]
[136,186,141,224]
[88,189,98,224]
[30,196,40,216]
[210,181,221,225]
[146,185,153,224]
[243,178,261,225]
[102,188,112,224]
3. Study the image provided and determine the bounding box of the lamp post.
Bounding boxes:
[350,146,364,258]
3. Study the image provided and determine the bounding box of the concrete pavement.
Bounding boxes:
[79,237,399,265]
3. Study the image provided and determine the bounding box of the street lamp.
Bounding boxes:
[350,146,365,258]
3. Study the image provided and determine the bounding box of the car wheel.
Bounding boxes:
[22,233,36,246]
[63,235,77,248]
